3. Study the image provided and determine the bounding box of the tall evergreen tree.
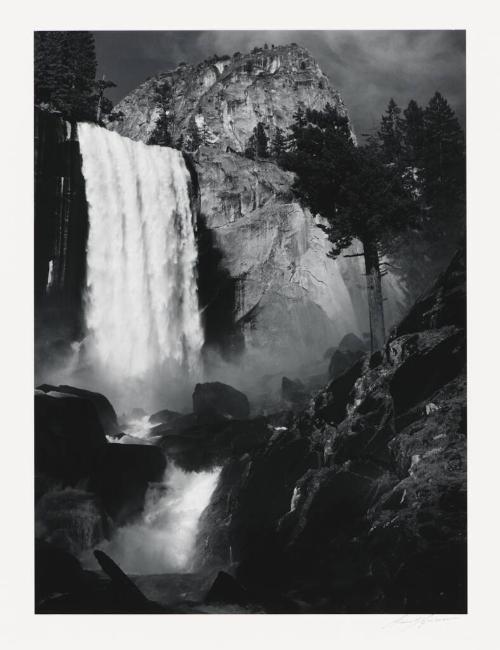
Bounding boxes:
[282,104,415,351]
[271,126,287,160]
[403,99,425,168]
[34,31,99,121]
[245,122,269,160]
[94,76,117,123]
[422,91,465,215]
[148,110,173,147]
[378,98,404,166]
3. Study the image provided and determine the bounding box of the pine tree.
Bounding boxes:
[281,104,415,351]
[403,99,425,167]
[186,122,201,152]
[34,31,98,121]
[245,122,269,160]
[422,92,465,214]
[148,110,173,147]
[271,127,287,160]
[94,76,117,123]
[255,122,269,158]
[378,98,404,166]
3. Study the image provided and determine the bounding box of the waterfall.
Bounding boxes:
[92,464,221,575]
[77,124,203,408]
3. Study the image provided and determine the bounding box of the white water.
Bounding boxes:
[77,123,203,409]
[94,464,221,575]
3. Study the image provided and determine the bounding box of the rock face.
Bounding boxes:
[34,109,89,374]
[107,44,349,152]
[105,44,407,372]
[195,246,467,613]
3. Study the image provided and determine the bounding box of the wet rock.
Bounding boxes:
[193,381,250,419]
[54,384,119,434]
[89,444,166,524]
[35,389,107,484]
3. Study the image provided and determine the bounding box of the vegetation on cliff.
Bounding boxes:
[34,31,116,123]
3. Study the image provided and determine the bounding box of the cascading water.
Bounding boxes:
[91,464,221,575]
[77,123,204,409]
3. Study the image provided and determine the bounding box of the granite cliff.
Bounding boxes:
[106,44,406,377]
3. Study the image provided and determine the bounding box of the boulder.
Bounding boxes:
[205,571,249,606]
[35,389,107,484]
[193,382,250,419]
[56,385,119,434]
[35,538,85,605]
[89,444,166,524]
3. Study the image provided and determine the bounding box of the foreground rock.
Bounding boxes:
[89,444,166,524]
[193,381,250,419]
[35,388,107,484]
[35,385,167,533]
[195,246,467,613]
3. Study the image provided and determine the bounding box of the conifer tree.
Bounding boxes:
[378,98,404,166]
[34,31,99,121]
[282,104,415,351]
[271,127,287,160]
[148,111,173,147]
[403,99,425,168]
[422,91,465,214]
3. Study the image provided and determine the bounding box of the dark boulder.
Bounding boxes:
[89,443,166,524]
[193,381,250,419]
[205,571,249,606]
[35,389,107,484]
[35,538,85,605]
[57,385,119,434]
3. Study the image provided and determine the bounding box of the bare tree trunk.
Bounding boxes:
[362,238,386,352]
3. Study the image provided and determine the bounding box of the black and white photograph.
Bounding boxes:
[32,28,468,615]
[4,4,500,641]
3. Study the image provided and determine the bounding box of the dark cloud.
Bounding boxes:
[94,30,465,138]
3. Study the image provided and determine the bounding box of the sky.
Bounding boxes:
[94,30,465,138]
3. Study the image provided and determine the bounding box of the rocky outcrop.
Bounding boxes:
[107,45,348,152]
[195,246,466,613]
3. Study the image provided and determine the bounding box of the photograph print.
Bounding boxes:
[34,30,466,614]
